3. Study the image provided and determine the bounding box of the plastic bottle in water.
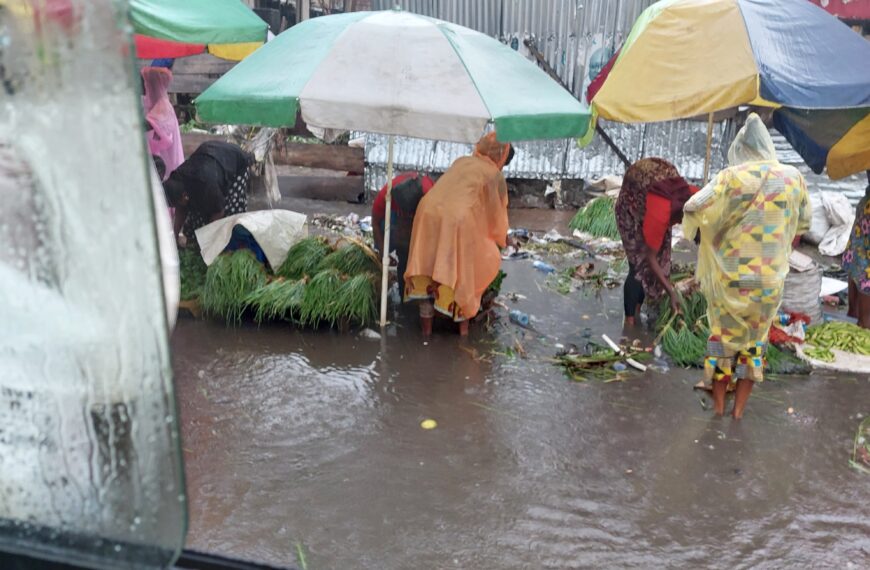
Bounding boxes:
[509,309,530,327]
[532,260,556,274]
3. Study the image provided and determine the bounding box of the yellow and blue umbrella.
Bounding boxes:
[588,0,870,179]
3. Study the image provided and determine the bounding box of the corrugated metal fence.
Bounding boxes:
[362,0,865,204]
[363,0,732,190]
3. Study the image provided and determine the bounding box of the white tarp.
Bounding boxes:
[195,210,308,269]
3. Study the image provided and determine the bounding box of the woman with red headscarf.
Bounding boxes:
[405,132,515,336]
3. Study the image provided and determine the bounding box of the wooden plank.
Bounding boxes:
[273,142,364,172]
[277,175,364,202]
[168,75,220,95]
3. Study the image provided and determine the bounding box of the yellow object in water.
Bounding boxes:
[420,419,438,430]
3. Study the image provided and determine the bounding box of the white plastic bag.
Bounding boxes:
[195,210,308,270]
[803,192,829,245]
[818,192,855,257]
[781,263,823,323]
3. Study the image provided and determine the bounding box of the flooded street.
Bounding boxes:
[172,210,869,569]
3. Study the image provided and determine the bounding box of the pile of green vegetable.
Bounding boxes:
[245,238,381,329]
[568,196,620,240]
[179,248,208,301]
[200,250,268,325]
[655,291,709,368]
[805,321,870,356]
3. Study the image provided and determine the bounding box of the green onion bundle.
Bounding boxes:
[661,322,708,368]
[300,269,343,328]
[245,279,306,324]
[568,196,620,240]
[655,291,709,368]
[179,248,208,301]
[317,241,380,276]
[200,250,267,325]
[277,237,333,280]
[331,273,378,327]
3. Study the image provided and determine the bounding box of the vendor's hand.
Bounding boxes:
[177,234,188,248]
[669,290,681,316]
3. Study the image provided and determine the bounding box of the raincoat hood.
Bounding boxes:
[728,113,777,166]
[141,66,184,179]
[474,132,511,169]
[142,67,172,113]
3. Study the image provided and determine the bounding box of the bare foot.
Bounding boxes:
[624,316,636,327]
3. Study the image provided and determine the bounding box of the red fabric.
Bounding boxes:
[586,47,620,103]
[135,35,206,59]
[371,173,435,222]
[808,0,870,19]
[642,193,671,251]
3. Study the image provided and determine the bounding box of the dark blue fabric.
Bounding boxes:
[224,226,268,266]
[738,0,870,108]
[151,58,175,69]
[773,107,869,174]
[773,111,829,174]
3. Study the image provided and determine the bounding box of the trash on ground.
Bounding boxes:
[555,341,652,382]
[850,417,870,474]
[420,419,438,430]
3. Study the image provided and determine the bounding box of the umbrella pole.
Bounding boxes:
[703,112,714,184]
[379,135,395,328]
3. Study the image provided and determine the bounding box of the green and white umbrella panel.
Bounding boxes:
[196,11,590,143]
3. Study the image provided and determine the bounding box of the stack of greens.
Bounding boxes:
[244,237,381,329]
[655,292,709,368]
[568,196,620,240]
[200,250,268,325]
[179,248,208,301]
[806,321,870,356]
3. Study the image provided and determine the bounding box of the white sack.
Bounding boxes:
[195,210,308,270]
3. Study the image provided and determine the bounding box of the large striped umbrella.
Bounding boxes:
[588,0,870,180]
[130,0,268,61]
[196,9,591,326]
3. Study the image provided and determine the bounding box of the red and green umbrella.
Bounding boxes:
[130,0,268,61]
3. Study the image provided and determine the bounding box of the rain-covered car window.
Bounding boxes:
[0,1,186,568]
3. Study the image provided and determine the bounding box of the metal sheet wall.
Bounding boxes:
[364,0,732,190]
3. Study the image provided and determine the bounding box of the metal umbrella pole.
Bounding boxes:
[379,135,395,327]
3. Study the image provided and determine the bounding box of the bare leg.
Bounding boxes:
[458,320,469,337]
[420,301,434,337]
[848,280,858,319]
[731,378,754,419]
[712,380,728,416]
[858,290,870,330]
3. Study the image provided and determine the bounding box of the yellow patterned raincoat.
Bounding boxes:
[683,114,811,384]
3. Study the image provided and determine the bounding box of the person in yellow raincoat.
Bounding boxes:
[405,132,515,336]
[683,114,810,419]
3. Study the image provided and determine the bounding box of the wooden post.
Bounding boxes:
[703,112,714,184]
[379,135,395,328]
[300,0,310,21]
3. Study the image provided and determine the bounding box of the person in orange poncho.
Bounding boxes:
[405,132,515,336]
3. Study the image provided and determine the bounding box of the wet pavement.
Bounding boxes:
[171,208,870,569]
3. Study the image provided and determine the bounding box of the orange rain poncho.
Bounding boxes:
[404,133,511,321]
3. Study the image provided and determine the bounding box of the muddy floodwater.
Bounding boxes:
[172,208,869,569]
